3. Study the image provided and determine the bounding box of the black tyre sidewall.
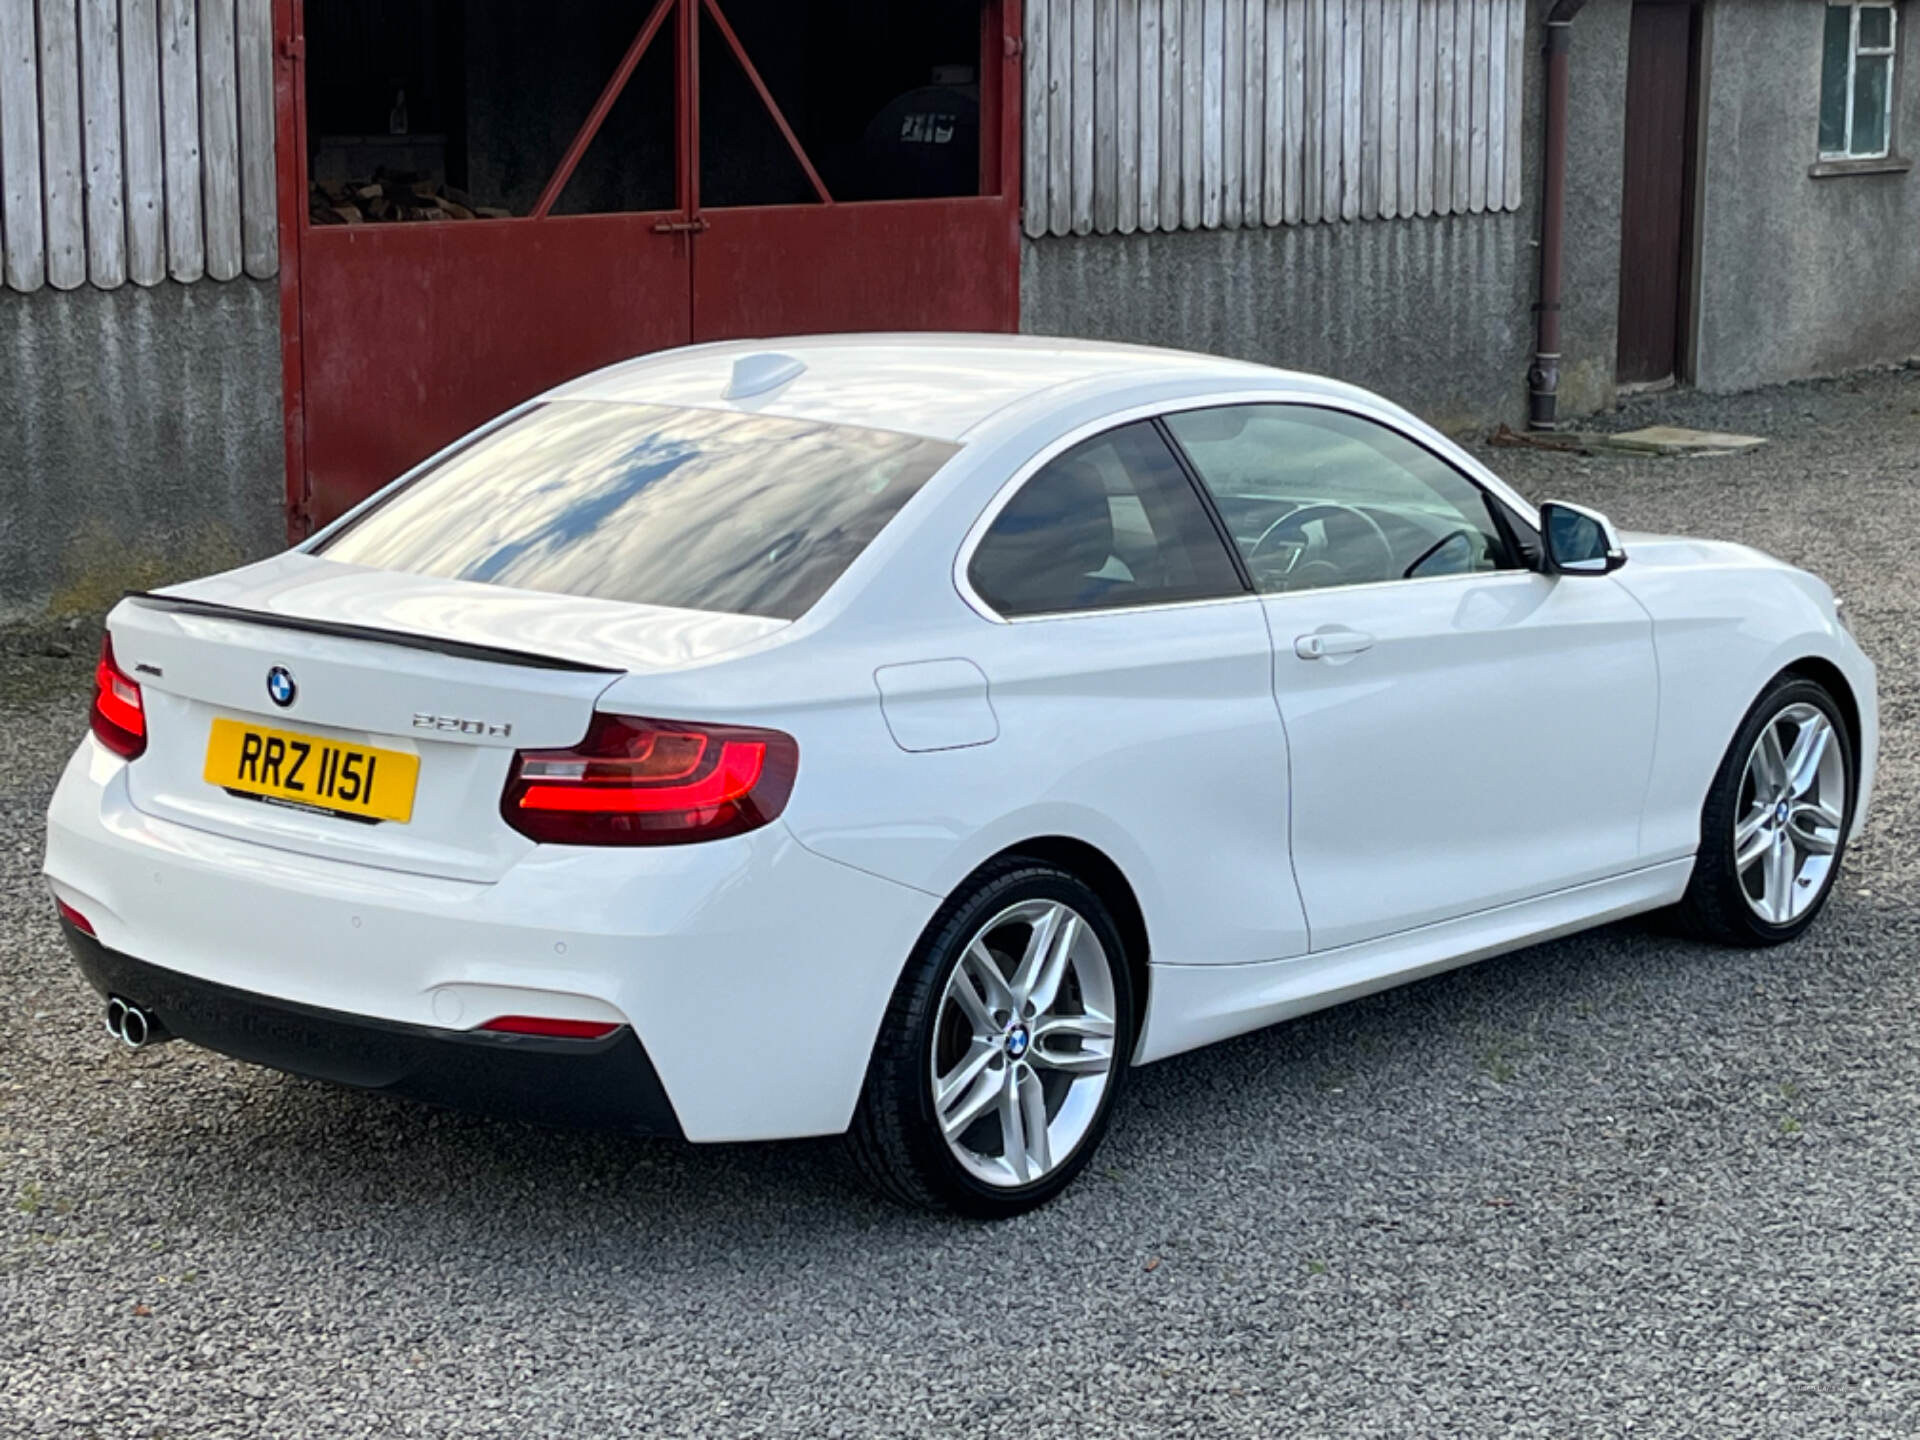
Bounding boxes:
[877,865,1135,1218]
[1691,677,1855,945]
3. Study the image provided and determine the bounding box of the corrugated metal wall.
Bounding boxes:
[0,0,276,292]
[1023,0,1526,236]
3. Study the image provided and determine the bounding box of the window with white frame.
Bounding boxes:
[1821,3,1899,159]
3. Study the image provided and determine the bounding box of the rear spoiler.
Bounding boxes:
[125,592,623,674]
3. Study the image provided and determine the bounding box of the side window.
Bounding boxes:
[1164,405,1519,596]
[968,422,1245,618]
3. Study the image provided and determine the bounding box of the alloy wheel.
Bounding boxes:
[929,899,1118,1189]
[1735,702,1847,925]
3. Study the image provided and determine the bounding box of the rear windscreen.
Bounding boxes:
[313,402,959,620]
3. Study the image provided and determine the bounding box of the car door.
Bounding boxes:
[960,418,1313,967]
[1165,401,1659,953]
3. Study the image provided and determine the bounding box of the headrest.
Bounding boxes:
[972,456,1117,612]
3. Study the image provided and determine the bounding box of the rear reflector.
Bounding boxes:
[90,634,146,760]
[478,1015,621,1040]
[500,714,798,846]
[54,898,96,937]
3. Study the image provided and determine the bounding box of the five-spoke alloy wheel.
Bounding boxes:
[848,862,1134,1216]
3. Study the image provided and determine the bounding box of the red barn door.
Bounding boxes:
[275,0,1021,537]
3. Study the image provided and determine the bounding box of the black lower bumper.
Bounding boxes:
[61,922,684,1139]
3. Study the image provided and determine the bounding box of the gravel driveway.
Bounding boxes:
[4,370,1918,1438]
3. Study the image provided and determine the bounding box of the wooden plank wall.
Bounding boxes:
[1024,0,1526,237]
[0,0,276,292]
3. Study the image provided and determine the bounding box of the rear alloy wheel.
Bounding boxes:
[932,898,1119,1188]
[1675,676,1854,946]
[848,863,1134,1216]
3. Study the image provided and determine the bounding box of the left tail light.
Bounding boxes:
[90,634,146,759]
[500,714,799,846]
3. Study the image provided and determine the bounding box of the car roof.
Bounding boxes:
[544,333,1353,444]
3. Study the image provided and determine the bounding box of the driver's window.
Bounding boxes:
[1164,405,1518,595]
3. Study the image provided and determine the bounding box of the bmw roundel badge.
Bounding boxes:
[266,666,297,708]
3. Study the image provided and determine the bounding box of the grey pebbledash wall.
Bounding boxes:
[1692,2,1920,392]
[0,279,285,626]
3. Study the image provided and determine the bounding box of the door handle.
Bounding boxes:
[1294,628,1375,660]
[651,216,711,234]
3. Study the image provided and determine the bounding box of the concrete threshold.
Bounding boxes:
[1580,425,1769,457]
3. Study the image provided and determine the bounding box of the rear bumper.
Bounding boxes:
[45,737,941,1141]
[63,922,684,1137]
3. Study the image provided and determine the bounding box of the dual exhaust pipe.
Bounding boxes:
[103,995,168,1050]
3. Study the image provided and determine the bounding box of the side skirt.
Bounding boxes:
[1134,860,1694,1064]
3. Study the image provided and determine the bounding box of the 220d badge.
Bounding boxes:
[413,712,513,738]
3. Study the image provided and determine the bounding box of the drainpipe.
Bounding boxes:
[1529,0,1588,429]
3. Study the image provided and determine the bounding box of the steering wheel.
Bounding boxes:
[1250,503,1396,589]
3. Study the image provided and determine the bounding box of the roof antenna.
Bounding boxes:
[723,353,807,400]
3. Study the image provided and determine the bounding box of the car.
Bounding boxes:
[44,335,1876,1216]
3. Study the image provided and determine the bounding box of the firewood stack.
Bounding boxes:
[308,176,513,225]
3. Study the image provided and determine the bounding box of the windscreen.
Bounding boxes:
[313,402,959,620]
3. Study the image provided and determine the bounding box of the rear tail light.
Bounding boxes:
[90,634,146,759]
[478,1016,621,1040]
[501,714,799,846]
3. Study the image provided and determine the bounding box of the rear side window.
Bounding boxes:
[968,422,1245,618]
[314,402,958,621]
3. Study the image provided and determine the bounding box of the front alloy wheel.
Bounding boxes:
[1675,674,1854,947]
[849,862,1134,1216]
[1733,702,1846,925]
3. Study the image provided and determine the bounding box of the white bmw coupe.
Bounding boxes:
[46,336,1876,1215]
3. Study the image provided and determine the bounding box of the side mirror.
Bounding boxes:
[1540,501,1627,575]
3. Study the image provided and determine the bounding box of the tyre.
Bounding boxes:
[847,860,1135,1217]
[1674,675,1855,947]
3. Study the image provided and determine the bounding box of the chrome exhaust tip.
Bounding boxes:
[103,995,164,1049]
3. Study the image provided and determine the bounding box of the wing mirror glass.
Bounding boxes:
[1540,501,1626,575]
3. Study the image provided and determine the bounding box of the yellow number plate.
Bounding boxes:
[203,718,419,824]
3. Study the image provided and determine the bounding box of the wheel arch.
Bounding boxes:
[969,836,1152,1054]
[1671,654,1865,946]
[1776,656,1862,792]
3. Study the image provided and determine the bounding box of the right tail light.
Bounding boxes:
[500,714,798,846]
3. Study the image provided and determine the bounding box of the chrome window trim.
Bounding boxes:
[979,590,1272,626]
[1252,563,1551,608]
[953,389,1541,625]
